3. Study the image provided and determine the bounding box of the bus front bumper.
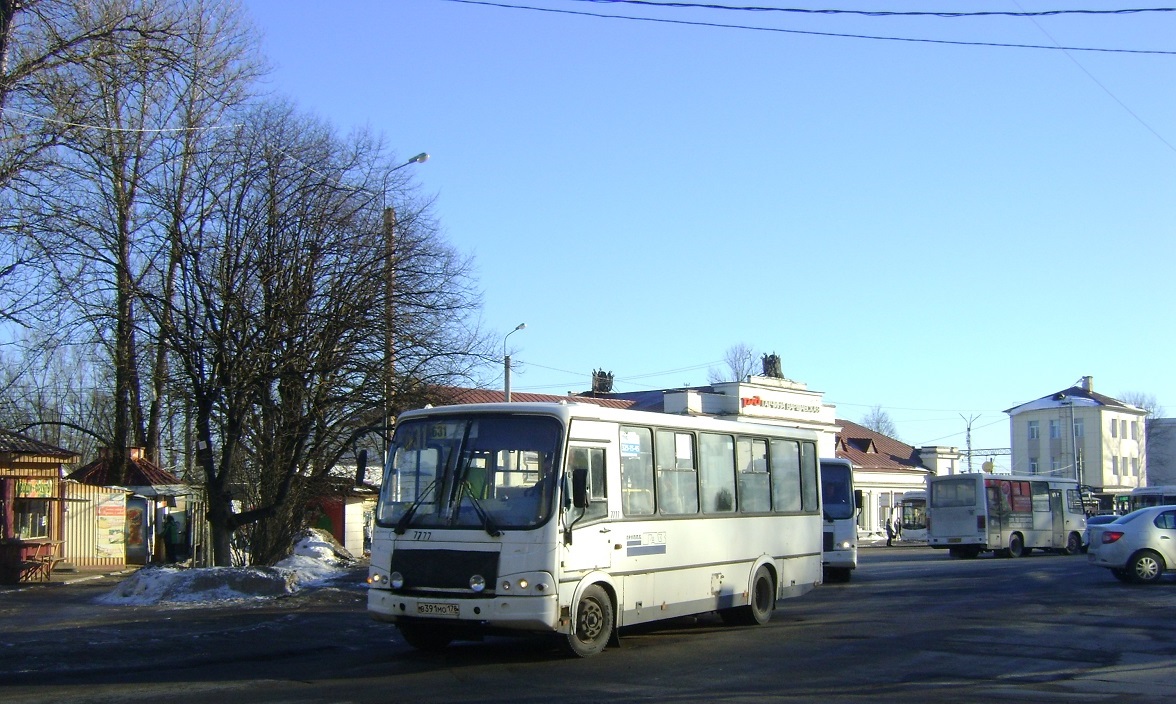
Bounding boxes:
[368,588,561,633]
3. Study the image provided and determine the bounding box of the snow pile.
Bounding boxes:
[97,529,359,606]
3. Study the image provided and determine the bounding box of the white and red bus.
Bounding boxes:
[927,473,1085,558]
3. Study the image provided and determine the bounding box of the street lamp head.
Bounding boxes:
[513,322,526,332]
[409,152,429,164]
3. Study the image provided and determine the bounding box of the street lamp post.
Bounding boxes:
[503,323,526,402]
[382,152,429,466]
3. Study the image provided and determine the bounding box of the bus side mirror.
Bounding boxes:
[854,489,863,510]
[571,467,589,509]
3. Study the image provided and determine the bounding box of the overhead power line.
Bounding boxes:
[573,0,1176,18]
[446,0,1176,54]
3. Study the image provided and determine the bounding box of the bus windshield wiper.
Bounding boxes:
[460,482,503,537]
[394,480,437,535]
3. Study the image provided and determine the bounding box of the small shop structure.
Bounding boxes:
[0,429,80,584]
[64,447,206,568]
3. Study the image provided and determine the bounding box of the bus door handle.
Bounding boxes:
[599,527,611,534]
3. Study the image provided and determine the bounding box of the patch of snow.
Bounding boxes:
[97,529,359,606]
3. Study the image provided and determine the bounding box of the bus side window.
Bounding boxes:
[737,437,770,513]
[769,439,801,513]
[620,426,655,516]
[656,430,698,515]
[699,433,736,513]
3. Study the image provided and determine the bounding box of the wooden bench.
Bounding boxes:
[18,541,63,582]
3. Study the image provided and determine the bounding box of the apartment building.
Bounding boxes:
[1005,376,1147,510]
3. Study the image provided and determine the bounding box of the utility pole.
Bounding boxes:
[961,414,980,473]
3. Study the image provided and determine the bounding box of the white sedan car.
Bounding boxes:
[1088,506,1176,584]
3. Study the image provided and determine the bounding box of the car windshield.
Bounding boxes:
[376,414,564,532]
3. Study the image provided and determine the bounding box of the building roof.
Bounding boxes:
[1004,383,1142,415]
[834,419,929,474]
[65,448,182,487]
[0,429,79,459]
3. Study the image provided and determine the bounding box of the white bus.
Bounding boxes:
[367,402,823,657]
[898,490,927,542]
[819,458,860,582]
[927,473,1085,558]
[1128,486,1176,512]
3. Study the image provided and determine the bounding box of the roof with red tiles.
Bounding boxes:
[66,448,182,486]
[835,418,929,475]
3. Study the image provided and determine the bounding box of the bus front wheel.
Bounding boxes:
[1006,534,1025,558]
[565,584,614,657]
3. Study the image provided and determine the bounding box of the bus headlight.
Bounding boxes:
[838,540,853,550]
[470,574,486,592]
[390,571,405,589]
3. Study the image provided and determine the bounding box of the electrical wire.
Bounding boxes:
[443,0,1176,54]
[573,0,1176,19]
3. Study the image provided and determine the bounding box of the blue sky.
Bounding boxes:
[242,0,1175,466]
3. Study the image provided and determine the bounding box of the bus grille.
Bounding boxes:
[389,548,499,594]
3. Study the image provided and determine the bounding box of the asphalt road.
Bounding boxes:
[1,546,1174,703]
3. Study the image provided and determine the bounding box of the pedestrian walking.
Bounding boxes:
[162,514,180,563]
[885,517,894,547]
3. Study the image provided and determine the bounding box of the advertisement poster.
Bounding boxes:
[96,492,126,558]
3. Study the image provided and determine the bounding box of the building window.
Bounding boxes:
[1029,458,1038,474]
[1132,457,1140,476]
[1074,418,1084,438]
[1121,420,1128,438]
[1112,456,1119,475]
[1028,420,1039,440]
[1131,421,1138,440]
[1049,420,1060,439]
[1111,420,1117,438]
[14,498,50,539]
[1051,458,1060,473]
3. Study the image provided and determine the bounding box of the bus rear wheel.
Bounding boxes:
[1006,534,1025,558]
[722,566,775,626]
[565,585,613,657]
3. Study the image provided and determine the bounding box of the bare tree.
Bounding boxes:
[707,343,758,384]
[861,405,899,439]
[14,0,259,479]
[1,0,171,331]
[151,101,489,565]
[1119,391,1164,418]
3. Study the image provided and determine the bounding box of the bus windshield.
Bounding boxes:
[376,414,563,532]
[821,462,855,521]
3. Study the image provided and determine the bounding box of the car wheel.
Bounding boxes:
[1129,550,1166,584]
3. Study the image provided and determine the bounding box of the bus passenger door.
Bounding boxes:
[561,446,613,573]
[1049,489,1065,547]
